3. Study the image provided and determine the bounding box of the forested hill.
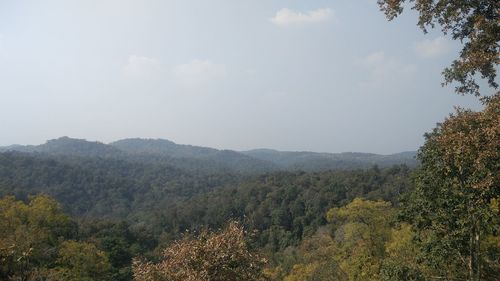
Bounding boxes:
[0,137,123,157]
[0,151,224,218]
[0,163,414,281]
[0,137,418,219]
[0,137,277,174]
[0,137,417,173]
[0,148,412,248]
[242,149,418,171]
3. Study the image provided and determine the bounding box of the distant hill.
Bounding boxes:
[0,136,123,157]
[111,138,216,158]
[241,149,418,171]
[109,138,278,174]
[0,137,418,220]
[0,137,418,173]
[0,151,223,218]
[0,137,277,174]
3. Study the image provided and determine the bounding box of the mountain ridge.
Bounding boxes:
[0,137,418,172]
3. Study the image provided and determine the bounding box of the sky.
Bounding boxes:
[0,0,483,154]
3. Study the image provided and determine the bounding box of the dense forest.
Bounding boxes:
[1,1,499,280]
[1,98,498,279]
[0,151,414,280]
[1,98,499,280]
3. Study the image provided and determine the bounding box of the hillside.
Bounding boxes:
[0,137,277,174]
[0,137,418,174]
[0,151,239,218]
[0,136,124,157]
[109,138,278,173]
[242,149,418,171]
[0,149,412,245]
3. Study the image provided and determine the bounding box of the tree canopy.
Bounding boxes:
[132,222,267,281]
[0,195,112,281]
[378,0,499,97]
[399,96,500,280]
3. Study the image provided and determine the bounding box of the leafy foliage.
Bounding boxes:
[273,198,406,281]
[154,166,412,251]
[380,224,427,281]
[0,141,415,281]
[132,222,266,281]
[326,199,395,281]
[0,195,112,281]
[0,152,237,218]
[78,220,158,281]
[242,149,418,171]
[378,0,500,97]
[276,228,346,281]
[399,96,500,280]
[50,241,111,281]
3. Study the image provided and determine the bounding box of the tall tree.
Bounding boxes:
[279,229,346,281]
[378,0,499,97]
[0,195,113,281]
[0,195,76,280]
[400,96,499,280]
[326,198,396,281]
[50,241,112,281]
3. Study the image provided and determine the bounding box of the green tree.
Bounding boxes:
[49,241,112,281]
[326,198,395,281]
[290,235,346,281]
[378,0,499,97]
[400,96,499,280]
[380,223,427,281]
[0,194,76,280]
[0,195,113,281]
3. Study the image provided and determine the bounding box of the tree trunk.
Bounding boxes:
[475,218,481,280]
[469,225,474,281]
[469,216,481,281]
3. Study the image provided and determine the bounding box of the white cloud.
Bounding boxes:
[270,8,333,26]
[415,36,451,58]
[361,51,386,66]
[173,59,226,79]
[357,51,416,90]
[122,55,161,77]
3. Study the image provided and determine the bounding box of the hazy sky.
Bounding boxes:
[0,0,483,154]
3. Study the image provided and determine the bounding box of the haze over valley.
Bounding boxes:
[0,1,497,280]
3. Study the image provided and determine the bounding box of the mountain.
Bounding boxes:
[0,151,227,218]
[241,149,418,171]
[109,138,278,173]
[0,137,418,174]
[110,138,215,158]
[0,137,277,174]
[111,138,266,162]
[0,137,417,223]
[0,136,123,157]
